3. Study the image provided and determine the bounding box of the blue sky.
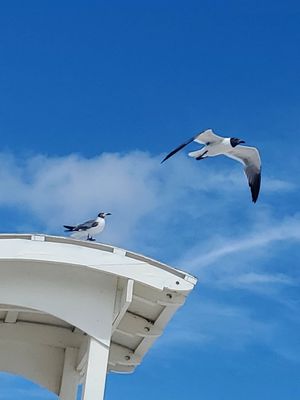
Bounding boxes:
[0,1,300,399]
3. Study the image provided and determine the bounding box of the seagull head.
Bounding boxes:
[98,212,112,218]
[230,137,245,147]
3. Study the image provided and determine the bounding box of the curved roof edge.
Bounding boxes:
[0,233,197,286]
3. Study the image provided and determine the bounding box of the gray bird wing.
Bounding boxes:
[161,129,223,163]
[193,129,224,144]
[225,145,261,203]
[75,219,98,231]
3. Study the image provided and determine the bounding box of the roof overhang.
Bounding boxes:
[0,234,197,394]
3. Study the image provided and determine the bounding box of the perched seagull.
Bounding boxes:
[161,129,261,203]
[63,212,112,241]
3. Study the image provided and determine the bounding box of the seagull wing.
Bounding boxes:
[226,145,261,203]
[161,129,223,163]
[161,135,196,163]
[193,129,224,145]
[75,219,98,231]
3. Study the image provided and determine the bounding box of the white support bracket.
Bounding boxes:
[133,290,186,307]
[108,342,141,368]
[112,279,134,333]
[115,312,162,338]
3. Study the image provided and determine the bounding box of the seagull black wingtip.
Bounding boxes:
[160,134,197,164]
[63,225,75,232]
[161,156,170,164]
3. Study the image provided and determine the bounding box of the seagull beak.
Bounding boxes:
[239,140,245,144]
[105,213,112,216]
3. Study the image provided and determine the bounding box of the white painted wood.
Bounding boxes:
[115,312,162,338]
[76,339,89,378]
[0,260,117,343]
[0,306,43,313]
[59,347,79,400]
[108,342,141,368]
[0,236,195,291]
[0,339,64,393]
[82,338,110,400]
[4,311,18,323]
[113,247,126,256]
[0,234,197,394]
[0,322,83,348]
[31,235,45,241]
[112,279,133,333]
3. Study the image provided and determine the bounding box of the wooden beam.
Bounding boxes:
[4,311,19,323]
[0,321,83,348]
[109,342,141,367]
[112,279,134,333]
[115,312,162,338]
[59,347,79,400]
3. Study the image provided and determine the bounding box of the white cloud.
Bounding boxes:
[181,214,300,272]
[0,149,299,363]
[0,149,298,286]
[156,300,275,351]
[0,150,293,247]
[262,177,297,192]
[0,151,167,246]
[232,272,295,286]
[0,150,264,247]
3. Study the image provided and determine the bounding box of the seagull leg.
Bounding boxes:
[87,234,96,242]
[196,150,208,160]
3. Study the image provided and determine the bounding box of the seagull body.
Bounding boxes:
[63,212,111,241]
[161,129,261,203]
[188,137,233,158]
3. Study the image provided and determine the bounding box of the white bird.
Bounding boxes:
[161,129,261,203]
[63,212,112,241]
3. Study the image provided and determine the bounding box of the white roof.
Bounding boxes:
[0,234,197,392]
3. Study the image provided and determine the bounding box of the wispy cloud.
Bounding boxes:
[262,177,297,192]
[0,149,298,365]
[0,150,294,246]
[156,294,300,363]
[156,299,275,351]
[181,214,300,272]
[229,272,295,286]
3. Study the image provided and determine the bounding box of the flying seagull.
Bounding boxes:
[63,212,112,241]
[161,129,261,203]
